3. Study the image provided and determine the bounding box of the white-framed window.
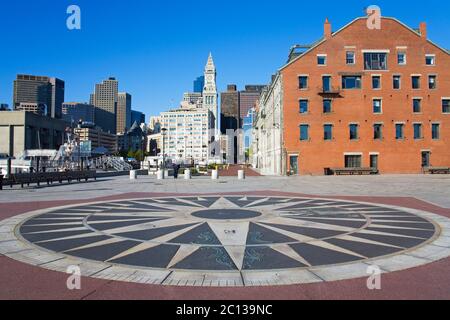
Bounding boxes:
[395,123,405,140]
[428,75,437,89]
[413,123,423,140]
[299,99,309,114]
[442,98,450,114]
[373,123,383,140]
[323,124,333,141]
[317,54,327,66]
[300,124,310,141]
[425,54,436,66]
[346,51,355,65]
[412,75,421,89]
[372,75,381,89]
[397,52,407,65]
[413,98,422,113]
[432,123,440,140]
[363,51,389,70]
[298,75,309,89]
[349,123,359,140]
[393,75,401,89]
[373,98,382,114]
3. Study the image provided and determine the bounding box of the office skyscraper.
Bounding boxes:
[90,77,118,133]
[193,76,205,93]
[13,74,65,118]
[220,84,265,132]
[239,85,265,125]
[117,92,132,134]
[62,102,95,124]
[131,110,145,125]
[220,85,239,134]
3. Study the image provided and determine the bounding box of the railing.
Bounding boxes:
[317,86,341,95]
[329,167,379,176]
[424,167,450,174]
[106,157,133,172]
[0,170,97,190]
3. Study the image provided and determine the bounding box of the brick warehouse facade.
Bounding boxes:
[279,16,450,175]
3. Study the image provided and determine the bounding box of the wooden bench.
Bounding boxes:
[0,171,97,190]
[425,167,450,175]
[331,167,379,176]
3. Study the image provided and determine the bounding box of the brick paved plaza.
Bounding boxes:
[1,174,449,300]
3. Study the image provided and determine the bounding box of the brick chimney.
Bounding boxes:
[419,22,427,39]
[324,18,332,39]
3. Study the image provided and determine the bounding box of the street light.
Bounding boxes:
[161,128,168,172]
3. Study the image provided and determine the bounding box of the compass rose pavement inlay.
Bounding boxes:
[2,195,450,287]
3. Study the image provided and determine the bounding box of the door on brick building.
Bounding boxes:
[370,154,379,170]
[421,151,430,168]
[322,76,331,92]
[289,155,299,175]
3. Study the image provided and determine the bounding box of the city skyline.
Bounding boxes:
[1,1,449,118]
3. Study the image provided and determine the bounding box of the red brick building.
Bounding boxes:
[280,16,450,175]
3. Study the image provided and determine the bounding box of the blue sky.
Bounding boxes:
[0,0,449,119]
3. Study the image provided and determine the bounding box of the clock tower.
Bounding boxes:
[203,53,218,136]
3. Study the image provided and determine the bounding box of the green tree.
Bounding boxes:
[134,150,144,162]
[127,149,135,159]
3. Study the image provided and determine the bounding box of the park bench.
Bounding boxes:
[424,167,450,175]
[0,171,97,190]
[330,167,379,176]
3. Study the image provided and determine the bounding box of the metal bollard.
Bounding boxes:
[130,170,137,180]
[211,170,219,180]
[184,169,192,180]
[157,170,164,180]
[238,170,245,180]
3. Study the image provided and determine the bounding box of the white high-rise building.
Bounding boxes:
[202,53,218,136]
[160,106,213,164]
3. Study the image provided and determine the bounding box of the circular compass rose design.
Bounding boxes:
[2,195,449,286]
[15,196,438,273]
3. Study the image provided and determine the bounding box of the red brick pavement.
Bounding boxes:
[1,191,449,300]
[216,165,261,177]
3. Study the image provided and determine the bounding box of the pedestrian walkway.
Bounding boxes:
[217,165,261,177]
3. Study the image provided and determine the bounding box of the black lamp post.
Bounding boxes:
[161,128,168,172]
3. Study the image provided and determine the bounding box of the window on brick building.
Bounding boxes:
[393,75,401,89]
[300,125,309,141]
[373,99,382,114]
[324,124,333,140]
[346,51,355,65]
[398,52,406,65]
[299,76,308,89]
[412,76,421,89]
[432,123,440,140]
[349,124,359,140]
[395,124,405,140]
[364,53,388,70]
[414,124,423,140]
[342,76,361,89]
[299,100,309,114]
[317,55,327,65]
[428,75,437,89]
[345,155,362,168]
[323,99,332,113]
[372,76,381,89]
[425,54,436,66]
[442,99,450,113]
[413,99,422,113]
[374,124,383,140]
